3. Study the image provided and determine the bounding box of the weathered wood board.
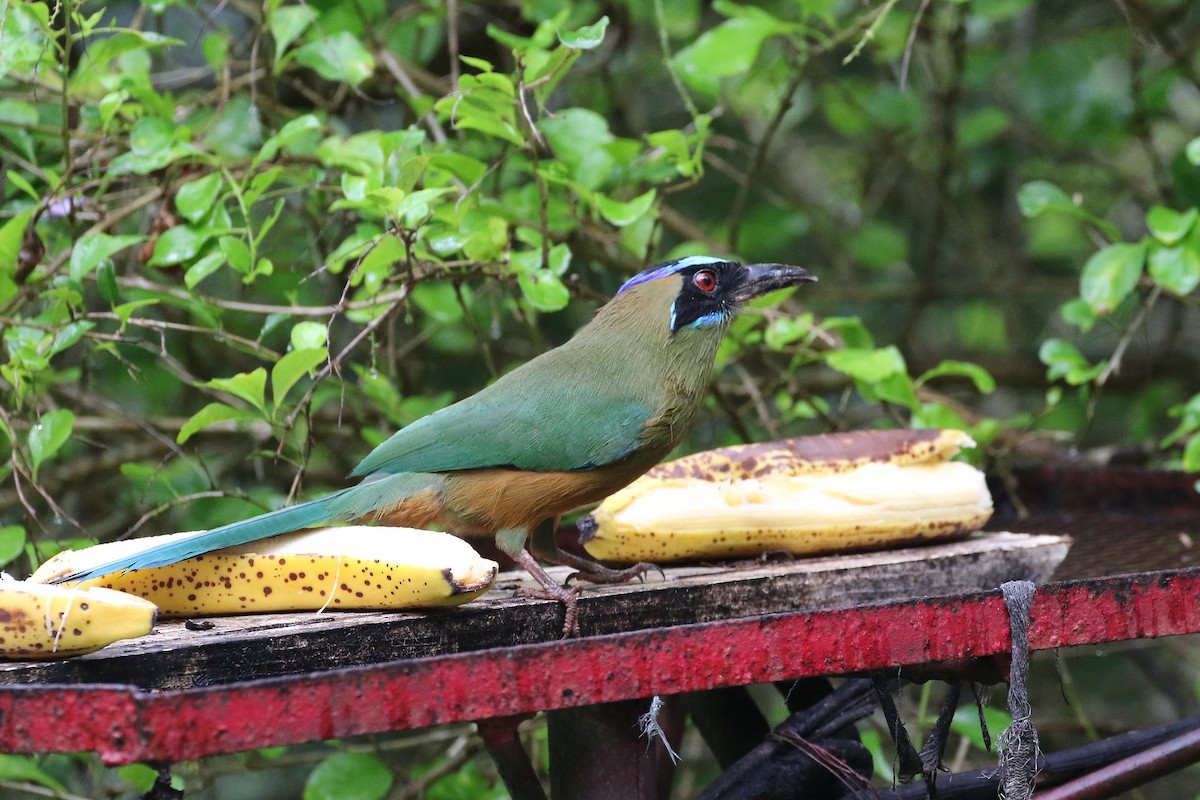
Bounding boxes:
[0,531,1068,691]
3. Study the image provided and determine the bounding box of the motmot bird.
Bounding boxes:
[56,256,815,632]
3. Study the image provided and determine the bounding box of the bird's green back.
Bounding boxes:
[351,276,724,477]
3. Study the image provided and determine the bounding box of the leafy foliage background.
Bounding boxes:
[2,0,1200,796]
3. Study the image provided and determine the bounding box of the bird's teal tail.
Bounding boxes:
[52,473,443,584]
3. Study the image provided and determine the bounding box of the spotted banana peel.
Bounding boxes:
[31,526,498,617]
[0,576,157,660]
[577,429,993,563]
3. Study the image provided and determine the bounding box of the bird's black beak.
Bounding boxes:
[730,263,817,303]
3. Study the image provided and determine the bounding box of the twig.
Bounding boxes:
[651,0,700,120]
[1097,285,1162,387]
[121,490,258,540]
[114,275,412,316]
[281,289,411,430]
[728,64,809,251]
[378,49,448,144]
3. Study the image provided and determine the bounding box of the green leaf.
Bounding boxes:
[129,115,174,157]
[412,281,464,323]
[268,4,315,65]
[1146,206,1197,245]
[1016,180,1074,218]
[177,402,258,445]
[870,372,918,409]
[290,321,328,351]
[175,173,224,224]
[0,754,67,793]
[116,764,159,793]
[50,321,93,356]
[28,408,74,480]
[597,189,656,227]
[219,236,252,273]
[294,32,375,86]
[916,360,997,394]
[5,171,39,203]
[1080,242,1145,314]
[0,208,35,274]
[97,260,120,305]
[305,752,393,800]
[184,251,227,289]
[1060,298,1098,332]
[1164,395,1200,447]
[0,525,26,567]
[951,706,1013,753]
[69,233,143,281]
[1187,136,1200,166]
[518,270,571,312]
[673,12,791,95]
[256,113,323,166]
[1039,338,1103,385]
[824,346,906,383]
[271,347,328,408]
[540,109,614,190]
[1184,433,1200,472]
[149,226,210,267]
[203,368,268,413]
[202,30,230,73]
[1147,241,1200,296]
[397,188,451,226]
[559,16,609,49]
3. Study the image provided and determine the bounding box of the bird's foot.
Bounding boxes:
[509,548,583,637]
[534,545,663,585]
[514,582,582,637]
[566,561,663,585]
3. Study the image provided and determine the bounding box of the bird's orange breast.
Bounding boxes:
[436,459,655,535]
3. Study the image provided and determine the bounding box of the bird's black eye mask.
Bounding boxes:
[669,261,741,333]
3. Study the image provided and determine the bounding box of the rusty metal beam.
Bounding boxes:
[3,568,1200,766]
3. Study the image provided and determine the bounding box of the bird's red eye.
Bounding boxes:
[693,269,717,293]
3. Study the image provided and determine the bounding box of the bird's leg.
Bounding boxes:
[530,519,662,585]
[496,527,581,637]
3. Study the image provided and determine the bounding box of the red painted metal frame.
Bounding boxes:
[2,568,1199,765]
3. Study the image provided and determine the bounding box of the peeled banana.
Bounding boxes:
[0,576,157,660]
[31,526,498,617]
[579,429,993,563]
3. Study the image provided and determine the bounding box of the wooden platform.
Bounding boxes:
[0,531,1068,692]
[0,530,1091,767]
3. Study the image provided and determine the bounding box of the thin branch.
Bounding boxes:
[378,49,448,144]
[651,0,700,120]
[114,275,413,316]
[1097,285,1163,387]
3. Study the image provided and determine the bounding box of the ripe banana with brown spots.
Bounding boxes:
[578,429,993,563]
[31,526,498,617]
[0,577,157,660]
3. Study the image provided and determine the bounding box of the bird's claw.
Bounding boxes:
[566,561,663,585]
[515,582,582,637]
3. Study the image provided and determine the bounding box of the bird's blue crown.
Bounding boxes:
[617,255,728,295]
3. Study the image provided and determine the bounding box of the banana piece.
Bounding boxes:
[0,576,156,660]
[579,429,993,563]
[31,526,498,617]
[644,428,975,480]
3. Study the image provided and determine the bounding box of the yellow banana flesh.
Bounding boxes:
[645,428,975,480]
[0,578,156,660]
[581,430,993,563]
[31,527,498,617]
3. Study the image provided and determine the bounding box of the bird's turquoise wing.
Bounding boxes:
[351,381,653,476]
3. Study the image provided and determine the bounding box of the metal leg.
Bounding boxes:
[477,715,547,800]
